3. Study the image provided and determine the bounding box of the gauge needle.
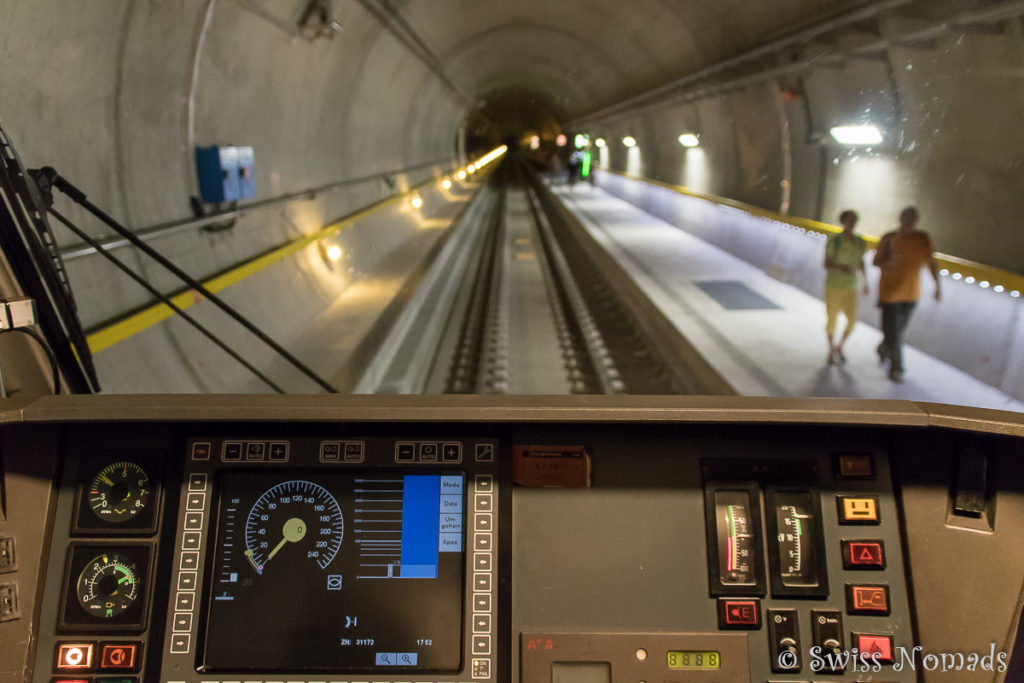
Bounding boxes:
[267,517,307,562]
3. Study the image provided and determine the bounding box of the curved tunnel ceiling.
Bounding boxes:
[397,0,877,123]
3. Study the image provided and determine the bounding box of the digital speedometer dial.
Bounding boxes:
[244,480,344,574]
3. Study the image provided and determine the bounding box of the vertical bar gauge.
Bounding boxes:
[704,485,766,596]
[717,492,755,585]
[766,490,829,598]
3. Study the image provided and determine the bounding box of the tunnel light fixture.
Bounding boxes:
[939,269,950,276]
[574,134,589,149]
[467,164,476,174]
[829,125,883,145]
[594,138,606,148]
[326,245,343,263]
[1012,290,1021,298]
[442,178,452,190]
[457,170,467,180]
[951,272,963,280]
[410,195,423,209]
[622,136,637,148]
[474,145,508,168]
[529,135,540,150]
[994,285,1005,293]
[678,133,700,148]
[979,281,990,288]
[965,276,976,284]
[556,134,567,147]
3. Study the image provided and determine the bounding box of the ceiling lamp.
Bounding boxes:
[678,133,700,148]
[829,125,883,145]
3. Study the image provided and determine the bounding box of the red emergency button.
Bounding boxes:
[100,642,139,670]
[56,643,93,670]
[717,598,761,629]
[842,540,886,569]
[854,633,894,664]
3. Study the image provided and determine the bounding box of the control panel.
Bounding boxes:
[511,428,914,683]
[6,399,1022,683]
[34,431,502,682]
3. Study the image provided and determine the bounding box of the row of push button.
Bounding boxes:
[395,442,463,463]
[470,475,494,679]
[193,440,292,462]
[319,441,365,463]
[196,439,498,464]
[762,609,894,675]
[394,442,494,463]
[171,473,208,656]
[55,642,140,673]
[718,581,890,628]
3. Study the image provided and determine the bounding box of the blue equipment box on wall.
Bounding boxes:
[195,145,255,203]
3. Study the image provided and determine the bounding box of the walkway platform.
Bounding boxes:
[554,184,1024,412]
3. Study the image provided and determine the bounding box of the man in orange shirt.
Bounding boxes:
[873,207,941,382]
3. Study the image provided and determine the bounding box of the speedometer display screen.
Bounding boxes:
[201,471,465,672]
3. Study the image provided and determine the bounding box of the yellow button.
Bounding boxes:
[839,496,879,523]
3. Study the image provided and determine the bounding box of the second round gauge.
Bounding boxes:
[76,552,140,618]
[244,480,344,574]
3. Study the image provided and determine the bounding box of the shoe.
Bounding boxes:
[877,344,889,366]
[836,348,846,365]
[827,350,837,365]
[889,370,904,383]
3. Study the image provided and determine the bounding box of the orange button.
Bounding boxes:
[846,584,890,615]
[854,633,894,663]
[56,643,93,670]
[100,643,138,670]
[837,496,879,524]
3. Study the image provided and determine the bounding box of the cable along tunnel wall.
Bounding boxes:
[77,165,474,393]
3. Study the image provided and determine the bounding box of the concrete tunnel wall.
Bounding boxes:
[3,0,469,392]
[2,0,1022,395]
[586,8,1024,274]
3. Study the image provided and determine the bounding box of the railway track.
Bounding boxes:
[351,155,731,396]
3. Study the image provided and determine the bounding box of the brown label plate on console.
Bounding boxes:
[513,445,591,487]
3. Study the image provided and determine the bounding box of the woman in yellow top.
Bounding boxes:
[824,210,869,365]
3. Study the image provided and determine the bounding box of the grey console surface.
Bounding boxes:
[0,396,1021,683]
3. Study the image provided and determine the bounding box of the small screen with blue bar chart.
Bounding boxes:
[202,470,466,672]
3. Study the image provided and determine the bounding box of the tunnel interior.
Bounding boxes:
[2,5,1024,681]
[0,0,1021,403]
[463,89,564,161]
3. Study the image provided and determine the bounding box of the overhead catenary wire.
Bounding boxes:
[48,208,287,394]
[42,168,339,393]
